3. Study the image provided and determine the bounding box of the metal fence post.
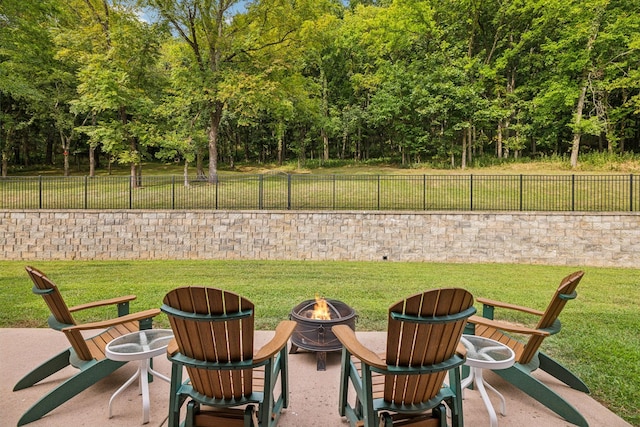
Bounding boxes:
[470,175,473,211]
[630,174,634,212]
[39,176,43,209]
[259,175,263,210]
[215,177,219,210]
[84,176,88,209]
[571,174,575,211]
[287,174,292,210]
[129,176,133,209]
[423,174,426,211]
[519,174,523,211]
[171,175,175,209]
[333,175,336,210]
[377,175,381,210]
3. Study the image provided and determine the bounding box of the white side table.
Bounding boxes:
[105,329,174,424]
[460,334,515,427]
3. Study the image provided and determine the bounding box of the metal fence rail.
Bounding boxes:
[1,174,638,211]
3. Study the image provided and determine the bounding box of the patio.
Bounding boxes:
[1,328,630,427]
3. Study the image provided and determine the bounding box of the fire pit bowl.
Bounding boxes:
[289,298,356,371]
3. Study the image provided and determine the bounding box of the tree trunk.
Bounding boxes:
[570,83,588,168]
[570,8,603,168]
[276,121,285,166]
[89,146,95,176]
[89,113,96,176]
[497,119,503,158]
[46,131,54,165]
[461,130,467,170]
[321,128,329,163]
[183,159,190,187]
[60,131,71,177]
[1,131,9,177]
[196,146,205,179]
[319,65,330,162]
[208,102,223,183]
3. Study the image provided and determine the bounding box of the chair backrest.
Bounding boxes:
[384,288,475,405]
[25,266,94,361]
[520,270,584,364]
[536,270,584,330]
[162,286,255,400]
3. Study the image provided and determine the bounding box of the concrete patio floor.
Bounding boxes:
[1,328,631,427]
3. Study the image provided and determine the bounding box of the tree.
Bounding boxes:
[61,0,164,183]
[0,0,59,175]
[142,0,252,182]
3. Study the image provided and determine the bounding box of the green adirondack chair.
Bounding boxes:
[467,270,589,427]
[14,266,160,426]
[332,288,476,427]
[161,286,296,427]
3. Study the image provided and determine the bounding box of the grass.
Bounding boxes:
[1,260,638,425]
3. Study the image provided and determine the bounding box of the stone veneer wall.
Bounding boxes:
[1,210,638,267]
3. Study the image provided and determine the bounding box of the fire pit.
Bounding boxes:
[289,297,356,371]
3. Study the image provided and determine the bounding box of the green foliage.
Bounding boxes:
[2,0,640,174]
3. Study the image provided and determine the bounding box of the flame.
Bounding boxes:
[311,294,332,320]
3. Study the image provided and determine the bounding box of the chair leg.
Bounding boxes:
[360,364,376,427]
[167,362,184,427]
[538,352,590,393]
[244,404,257,427]
[338,349,368,427]
[260,358,276,427]
[433,404,447,427]
[338,348,351,417]
[447,367,464,427]
[17,358,124,426]
[494,364,589,427]
[14,349,71,391]
[185,400,198,427]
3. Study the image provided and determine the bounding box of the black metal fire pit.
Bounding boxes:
[289,298,356,371]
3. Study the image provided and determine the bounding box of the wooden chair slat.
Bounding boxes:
[163,286,292,426]
[474,271,583,365]
[468,271,589,425]
[382,288,473,406]
[19,266,159,425]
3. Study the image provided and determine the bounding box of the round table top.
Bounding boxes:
[105,329,174,362]
[460,334,515,369]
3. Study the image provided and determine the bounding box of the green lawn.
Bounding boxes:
[1,260,638,425]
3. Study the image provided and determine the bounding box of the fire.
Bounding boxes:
[311,294,332,320]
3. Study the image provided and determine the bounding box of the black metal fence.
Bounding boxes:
[1,174,638,211]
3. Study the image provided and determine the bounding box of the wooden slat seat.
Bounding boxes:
[14,266,160,426]
[334,288,476,427]
[162,286,295,427]
[467,270,589,427]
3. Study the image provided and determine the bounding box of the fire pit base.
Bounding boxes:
[289,342,330,371]
[289,298,357,371]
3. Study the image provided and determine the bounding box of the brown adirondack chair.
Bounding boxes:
[333,288,476,427]
[161,286,296,427]
[14,266,160,426]
[467,270,589,427]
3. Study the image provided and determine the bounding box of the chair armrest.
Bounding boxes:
[476,297,545,317]
[68,295,137,312]
[167,338,179,357]
[61,308,161,332]
[332,324,387,370]
[468,315,550,337]
[254,320,297,363]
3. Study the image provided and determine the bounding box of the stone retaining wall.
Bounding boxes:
[1,210,638,267]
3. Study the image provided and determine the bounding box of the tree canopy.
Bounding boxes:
[1,0,639,178]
